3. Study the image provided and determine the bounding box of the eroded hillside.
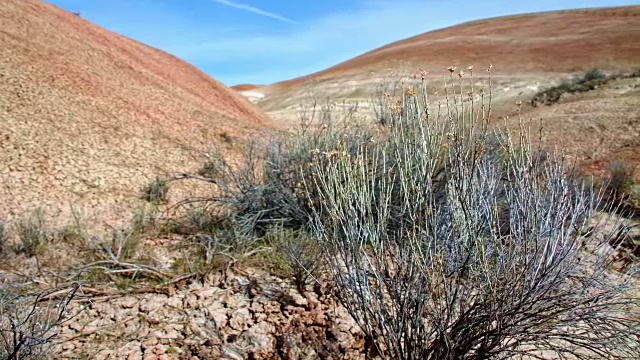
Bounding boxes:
[0,0,271,228]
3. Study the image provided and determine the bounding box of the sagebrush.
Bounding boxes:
[179,66,639,359]
[301,67,639,359]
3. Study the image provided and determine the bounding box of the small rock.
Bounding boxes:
[166,295,183,308]
[120,296,140,309]
[250,301,264,313]
[142,337,159,349]
[95,349,114,360]
[69,321,84,332]
[139,294,168,313]
[142,353,159,360]
[206,304,229,328]
[229,308,252,331]
[288,292,308,307]
[245,321,276,351]
[221,346,243,360]
[123,341,144,358]
[164,327,181,339]
[152,344,170,355]
[195,287,219,300]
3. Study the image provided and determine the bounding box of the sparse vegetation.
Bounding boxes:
[607,160,636,196]
[141,176,169,204]
[609,224,640,271]
[1,61,636,358]
[601,160,640,219]
[0,284,79,360]
[178,139,308,246]
[58,205,171,285]
[531,67,639,106]
[268,226,323,294]
[174,67,639,358]
[582,67,607,82]
[55,208,90,245]
[4,1,639,357]
[170,98,376,273]
[14,208,52,258]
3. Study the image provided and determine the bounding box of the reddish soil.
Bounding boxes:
[231,84,263,91]
[265,6,640,92]
[0,0,271,226]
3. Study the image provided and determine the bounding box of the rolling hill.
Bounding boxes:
[0,0,271,227]
[253,6,640,121]
[231,84,263,91]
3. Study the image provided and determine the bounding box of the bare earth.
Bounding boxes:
[0,0,271,229]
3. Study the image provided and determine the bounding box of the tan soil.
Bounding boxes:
[0,0,272,229]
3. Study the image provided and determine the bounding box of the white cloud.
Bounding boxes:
[173,1,444,64]
[211,0,298,24]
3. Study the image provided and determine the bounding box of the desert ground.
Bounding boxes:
[0,1,639,359]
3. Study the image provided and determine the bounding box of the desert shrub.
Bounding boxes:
[189,140,285,239]
[185,207,222,236]
[73,205,169,283]
[141,176,169,204]
[163,201,259,268]
[97,205,157,263]
[78,227,167,283]
[582,67,607,82]
[130,204,158,235]
[532,67,611,106]
[302,67,639,359]
[15,209,52,257]
[607,160,635,195]
[178,107,377,254]
[266,226,323,294]
[0,284,79,360]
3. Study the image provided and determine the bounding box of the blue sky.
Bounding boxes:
[47,0,637,86]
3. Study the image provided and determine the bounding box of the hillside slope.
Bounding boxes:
[0,0,270,226]
[272,6,639,90]
[255,6,640,120]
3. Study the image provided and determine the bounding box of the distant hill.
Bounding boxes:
[266,6,640,93]
[253,6,639,184]
[0,0,271,225]
[231,84,263,91]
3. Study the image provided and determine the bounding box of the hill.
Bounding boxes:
[255,6,640,121]
[0,0,271,226]
[270,6,639,90]
[231,84,263,91]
